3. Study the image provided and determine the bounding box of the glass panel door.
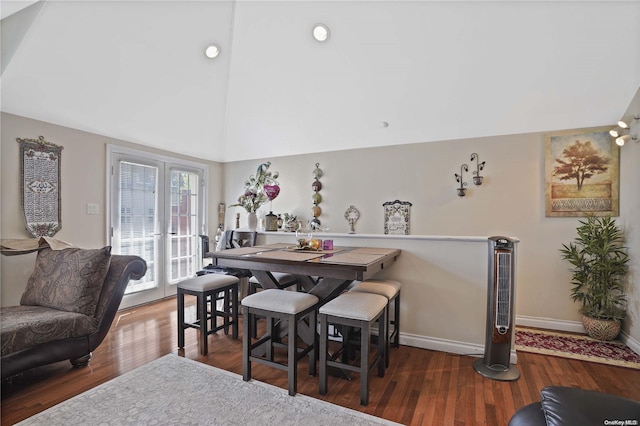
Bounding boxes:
[110,151,205,309]
[168,169,200,284]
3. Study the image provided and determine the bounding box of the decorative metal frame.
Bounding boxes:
[17,136,64,237]
[470,153,485,186]
[383,200,412,235]
[455,164,469,197]
[344,205,360,234]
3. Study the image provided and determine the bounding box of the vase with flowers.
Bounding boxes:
[230,162,280,231]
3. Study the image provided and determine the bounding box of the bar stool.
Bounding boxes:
[241,289,318,396]
[319,292,387,406]
[349,279,401,367]
[177,274,239,356]
[248,273,300,337]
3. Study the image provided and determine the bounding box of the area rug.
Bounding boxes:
[17,354,401,426]
[515,327,640,370]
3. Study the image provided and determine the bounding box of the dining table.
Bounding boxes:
[207,242,401,306]
[208,242,401,364]
[207,242,400,379]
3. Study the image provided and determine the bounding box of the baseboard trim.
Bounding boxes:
[516,315,640,356]
[400,332,518,364]
[399,317,640,362]
[516,315,585,333]
[620,331,640,355]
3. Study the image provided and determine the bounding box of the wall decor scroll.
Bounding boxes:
[383,200,412,235]
[17,136,63,237]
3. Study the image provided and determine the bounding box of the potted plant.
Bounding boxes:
[560,215,629,340]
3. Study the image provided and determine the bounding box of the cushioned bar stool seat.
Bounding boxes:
[319,292,387,406]
[349,279,401,367]
[248,273,301,338]
[177,274,239,356]
[242,289,319,396]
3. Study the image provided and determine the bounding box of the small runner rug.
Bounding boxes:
[515,327,640,370]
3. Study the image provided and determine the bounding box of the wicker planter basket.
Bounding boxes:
[582,315,621,341]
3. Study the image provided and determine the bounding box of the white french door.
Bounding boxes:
[109,149,206,309]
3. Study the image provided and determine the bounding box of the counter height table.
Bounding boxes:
[207,243,401,305]
[208,243,400,373]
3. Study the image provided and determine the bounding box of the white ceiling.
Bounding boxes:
[2,0,639,162]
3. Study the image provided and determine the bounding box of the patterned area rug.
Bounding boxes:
[515,327,640,370]
[16,354,401,426]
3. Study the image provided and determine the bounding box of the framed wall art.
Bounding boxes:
[383,200,412,235]
[545,126,619,217]
[17,136,64,237]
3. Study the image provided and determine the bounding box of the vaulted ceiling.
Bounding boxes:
[2,1,639,162]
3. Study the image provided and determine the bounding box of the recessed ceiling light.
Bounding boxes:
[205,44,220,59]
[312,24,330,42]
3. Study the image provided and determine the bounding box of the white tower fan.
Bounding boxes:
[473,236,520,381]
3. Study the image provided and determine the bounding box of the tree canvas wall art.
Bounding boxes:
[545,126,619,217]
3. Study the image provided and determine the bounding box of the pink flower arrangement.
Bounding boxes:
[230,162,280,213]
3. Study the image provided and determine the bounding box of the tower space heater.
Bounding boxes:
[473,236,520,381]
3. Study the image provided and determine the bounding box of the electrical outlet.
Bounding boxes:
[87,203,99,215]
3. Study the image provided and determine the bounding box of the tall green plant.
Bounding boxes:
[560,216,629,321]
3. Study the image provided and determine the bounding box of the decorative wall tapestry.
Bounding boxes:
[383,200,412,235]
[545,127,619,217]
[17,136,63,237]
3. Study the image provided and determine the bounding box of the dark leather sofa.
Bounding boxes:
[1,254,146,380]
[509,386,640,426]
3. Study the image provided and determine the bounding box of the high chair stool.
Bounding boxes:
[177,274,239,356]
[349,279,401,367]
[319,292,387,406]
[241,289,318,396]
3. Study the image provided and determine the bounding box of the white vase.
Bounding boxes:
[247,212,258,231]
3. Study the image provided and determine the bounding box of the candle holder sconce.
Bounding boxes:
[470,153,485,185]
[455,164,469,197]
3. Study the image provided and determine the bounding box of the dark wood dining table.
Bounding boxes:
[207,243,401,306]
[208,243,400,369]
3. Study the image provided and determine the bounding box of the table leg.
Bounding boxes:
[294,275,317,292]
[308,277,353,305]
[249,270,280,289]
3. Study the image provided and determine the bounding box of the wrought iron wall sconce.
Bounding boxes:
[470,153,485,185]
[455,164,468,197]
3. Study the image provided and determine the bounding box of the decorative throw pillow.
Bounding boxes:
[20,246,112,317]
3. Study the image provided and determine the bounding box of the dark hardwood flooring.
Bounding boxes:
[2,297,639,425]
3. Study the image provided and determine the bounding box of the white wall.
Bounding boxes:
[618,87,640,347]
[223,126,640,349]
[259,231,493,356]
[0,113,223,306]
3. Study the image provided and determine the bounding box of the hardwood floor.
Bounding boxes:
[2,297,639,425]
